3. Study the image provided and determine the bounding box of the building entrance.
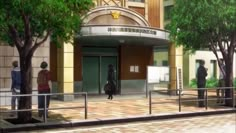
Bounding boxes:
[82,47,118,94]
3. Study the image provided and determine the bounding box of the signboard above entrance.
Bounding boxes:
[80,25,169,41]
[108,27,157,35]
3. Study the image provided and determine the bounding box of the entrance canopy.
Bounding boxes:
[77,6,170,46]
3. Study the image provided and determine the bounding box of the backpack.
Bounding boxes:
[104,83,111,92]
[37,70,49,85]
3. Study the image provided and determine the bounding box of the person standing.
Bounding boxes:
[217,59,226,103]
[107,64,116,100]
[11,61,21,113]
[37,61,51,118]
[197,60,208,107]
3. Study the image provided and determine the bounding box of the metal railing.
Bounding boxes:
[149,87,236,114]
[0,92,88,123]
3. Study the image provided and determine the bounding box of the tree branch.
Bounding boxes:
[231,31,236,49]
[217,33,227,59]
[20,10,32,48]
[8,25,23,50]
[210,38,226,77]
[30,31,51,56]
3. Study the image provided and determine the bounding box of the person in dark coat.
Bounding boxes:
[197,60,208,107]
[107,64,116,100]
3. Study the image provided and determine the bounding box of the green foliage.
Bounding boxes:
[206,77,218,88]
[189,77,218,88]
[234,78,236,88]
[167,0,236,52]
[0,0,94,47]
[189,78,197,88]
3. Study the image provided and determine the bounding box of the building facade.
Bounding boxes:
[49,0,172,100]
[1,0,173,100]
[1,0,234,101]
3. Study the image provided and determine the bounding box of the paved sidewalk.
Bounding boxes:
[27,114,236,133]
[1,92,234,121]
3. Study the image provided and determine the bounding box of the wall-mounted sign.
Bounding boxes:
[79,25,170,41]
[108,27,157,35]
[130,65,139,73]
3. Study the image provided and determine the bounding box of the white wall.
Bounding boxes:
[188,50,236,82]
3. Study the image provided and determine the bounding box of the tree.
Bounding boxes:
[167,0,236,106]
[0,0,93,122]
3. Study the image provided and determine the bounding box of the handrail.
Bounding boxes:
[0,92,88,123]
[149,87,236,114]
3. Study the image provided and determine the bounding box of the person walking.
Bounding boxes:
[37,61,51,118]
[11,61,21,114]
[106,64,116,100]
[217,59,226,103]
[197,60,208,107]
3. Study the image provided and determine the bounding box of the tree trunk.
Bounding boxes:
[18,52,33,122]
[224,56,233,106]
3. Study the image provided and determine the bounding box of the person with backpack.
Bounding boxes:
[37,61,51,118]
[106,64,116,100]
[11,61,21,114]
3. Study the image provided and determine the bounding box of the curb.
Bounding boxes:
[1,109,235,132]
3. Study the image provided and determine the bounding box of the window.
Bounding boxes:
[210,60,217,78]
[195,60,201,77]
[162,60,168,66]
[153,47,168,66]
[164,5,173,21]
[128,0,145,3]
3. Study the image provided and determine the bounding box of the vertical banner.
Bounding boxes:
[176,67,183,94]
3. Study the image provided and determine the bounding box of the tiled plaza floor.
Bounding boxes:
[30,114,236,133]
[1,91,234,122]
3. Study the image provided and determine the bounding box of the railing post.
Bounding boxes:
[44,94,47,123]
[232,87,235,108]
[179,89,181,112]
[146,79,148,98]
[149,90,152,114]
[85,93,88,119]
[205,89,208,110]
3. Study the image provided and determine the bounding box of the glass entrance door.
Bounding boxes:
[82,56,117,94]
[82,56,100,93]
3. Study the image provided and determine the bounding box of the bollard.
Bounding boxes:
[205,89,208,110]
[85,94,88,119]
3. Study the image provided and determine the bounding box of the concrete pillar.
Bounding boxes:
[159,0,164,29]
[169,43,183,95]
[57,42,74,101]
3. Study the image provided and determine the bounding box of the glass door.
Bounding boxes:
[82,56,100,93]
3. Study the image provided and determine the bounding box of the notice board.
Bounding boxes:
[147,66,169,83]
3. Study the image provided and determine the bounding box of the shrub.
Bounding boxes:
[206,77,218,88]
[189,77,236,89]
[189,77,218,88]
[189,78,197,88]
